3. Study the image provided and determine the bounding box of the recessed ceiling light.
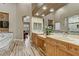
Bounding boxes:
[42,14,45,17]
[50,8,54,12]
[35,13,39,16]
[42,6,47,10]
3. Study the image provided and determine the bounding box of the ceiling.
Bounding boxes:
[16,3,32,17]
[32,3,67,18]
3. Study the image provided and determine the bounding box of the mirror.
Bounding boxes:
[66,15,79,34]
[68,15,79,31]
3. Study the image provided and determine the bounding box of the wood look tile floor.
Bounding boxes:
[10,41,42,56]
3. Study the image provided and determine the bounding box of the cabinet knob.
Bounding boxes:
[74,48,78,51]
[44,43,46,47]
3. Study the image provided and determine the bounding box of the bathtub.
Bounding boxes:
[0,32,13,50]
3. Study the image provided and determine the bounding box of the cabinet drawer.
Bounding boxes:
[68,44,79,55]
[46,38,56,46]
[56,40,69,49]
[45,43,56,56]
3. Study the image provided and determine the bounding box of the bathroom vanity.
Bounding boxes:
[45,34,79,56]
[32,33,79,56]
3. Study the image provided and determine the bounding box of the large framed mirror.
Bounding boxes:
[66,15,79,34]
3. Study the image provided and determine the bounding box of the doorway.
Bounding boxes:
[23,16,30,41]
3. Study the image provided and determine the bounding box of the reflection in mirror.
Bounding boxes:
[55,22,61,31]
[67,15,79,34]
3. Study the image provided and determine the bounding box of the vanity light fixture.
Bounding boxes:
[42,6,47,10]
[50,8,54,12]
[35,13,39,16]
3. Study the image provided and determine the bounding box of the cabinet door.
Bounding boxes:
[55,41,72,56]
[46,43,56,56]
[40,39,45,51]
[36,37,41,47]
[37,37,44,48]
[68,43,79,56]
[32,34,34,44]
[55,46,71,56]
[32,33,37,46]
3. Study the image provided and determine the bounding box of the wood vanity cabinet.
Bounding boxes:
[37,35,46,55]
[67,43,79,56]
[32,33,79,56]
[32,33,46,55]
[32,33,38,47]
[45,37,78,56]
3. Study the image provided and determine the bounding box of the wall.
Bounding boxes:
[0,4,17,39]
[16,3,32,40]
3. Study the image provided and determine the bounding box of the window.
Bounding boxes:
[33,23,42,32]
[68,15,79,32]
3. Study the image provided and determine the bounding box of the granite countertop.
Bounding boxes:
[33,32,44,35]
[37,33,79,46]
[47,34,79,46]
[37,34,46,38]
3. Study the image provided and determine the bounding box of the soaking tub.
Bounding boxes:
[0,32,13,50]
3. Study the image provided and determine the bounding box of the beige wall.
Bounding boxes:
[16,3,32,40]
